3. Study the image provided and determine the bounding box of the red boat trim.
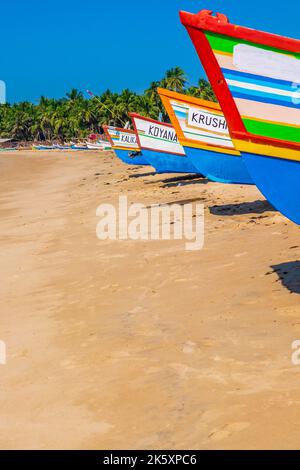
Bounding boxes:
[102,125,114,147]
[180,10,300,53]
[129,113,174,128]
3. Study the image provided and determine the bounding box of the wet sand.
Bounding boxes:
[0,150,300,450]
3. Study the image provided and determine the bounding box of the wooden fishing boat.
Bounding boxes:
[71,144,88,150]
[181,9,300,223]
[157,88,252,183]
[86,141,112,150]
[53,144,72,150]
[33,145,57,150]
[129,113,198,174]
[103,125,149,165]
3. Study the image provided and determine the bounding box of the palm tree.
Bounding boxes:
[66,89,83,102]
[162,67,187,93]
[136,95,160,120]
[198,79,217,102]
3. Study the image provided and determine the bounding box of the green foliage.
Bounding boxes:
[0,69,216,141]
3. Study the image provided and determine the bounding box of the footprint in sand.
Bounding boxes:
[208,422,250,442]
[234,252,248,258]
[60,359,77,370]
[182,341,197,354]
[208,422,250,441]
[174,278,188,283]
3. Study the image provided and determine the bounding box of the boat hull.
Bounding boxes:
[241,152,300,224]
[184,146,252,184]
[87,143,112,150]
[114,149,149,166]
[141,149,198,174]
[71,145,87,150]
[34,146,56,150]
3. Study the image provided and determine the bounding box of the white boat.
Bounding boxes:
[87,141,112,150]
[71,143,88,150]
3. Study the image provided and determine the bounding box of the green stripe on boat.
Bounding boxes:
[243,118,300,143]
[138,133,177,143]
[205,32,300,60]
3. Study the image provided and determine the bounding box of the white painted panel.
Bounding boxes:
[106,126,139,149]
[188,106,229,134]
[171,101,234,149]
[133,117,185,155]
[233,44,300,83]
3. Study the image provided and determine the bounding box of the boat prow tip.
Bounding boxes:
[180,9,229,26]
[197,9,214,18]
[215,12,229,24]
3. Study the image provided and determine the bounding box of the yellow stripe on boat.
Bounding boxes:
[233,139,300,162]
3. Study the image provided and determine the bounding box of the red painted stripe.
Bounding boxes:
[129,113,174,128]
[180,10,300,53]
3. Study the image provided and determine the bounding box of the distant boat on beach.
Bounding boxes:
[0,138,17,152]
[33,145,57,150]
[31,140,111,151]
[71,144,88,150]
[86,141,112,150]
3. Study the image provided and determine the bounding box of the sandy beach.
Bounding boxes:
[1,150,300,450]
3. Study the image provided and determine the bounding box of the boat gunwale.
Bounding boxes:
[157,88,222,112]
[180,10,300,53]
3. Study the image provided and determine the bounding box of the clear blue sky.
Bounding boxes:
[1,0,299,103]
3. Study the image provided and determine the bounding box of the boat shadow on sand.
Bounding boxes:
[129,171,157,178]
[145,174,208,188]
[130,172,207,186]
[271,261,300,295]
[161,175,208,188]
[144,196,207,209]
[210,200,276,217]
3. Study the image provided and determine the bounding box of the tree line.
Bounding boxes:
[0,67,216,141]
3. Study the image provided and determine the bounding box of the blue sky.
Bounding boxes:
[1,0,299,103]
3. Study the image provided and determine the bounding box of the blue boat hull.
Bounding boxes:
[141,149,198,174]
[71,145,88,150]
[35,145,56,150]
[114,149,149,166]
[242,152,300,225]
[184,145,253,184]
